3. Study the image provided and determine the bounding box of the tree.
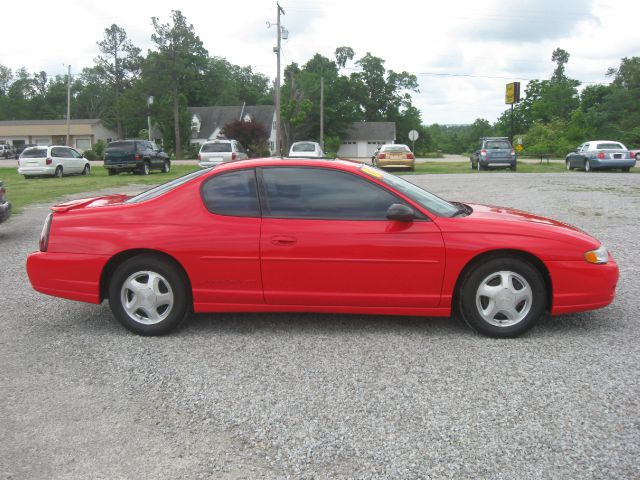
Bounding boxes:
[551,48,570,82]
[150,10,208,158]
[222,120,269,156]
[95,24,141,138]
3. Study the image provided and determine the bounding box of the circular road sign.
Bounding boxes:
[408,130,419,141]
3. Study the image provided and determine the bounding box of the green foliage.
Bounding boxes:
[93,139,106,158]
[324,135,341,157]
[221,120,269,156]
[83,149,97,160]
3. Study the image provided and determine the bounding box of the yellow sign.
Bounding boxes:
[505,82,521,104]
[515,144,524,152]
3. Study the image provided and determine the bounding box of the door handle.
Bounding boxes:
[271,235,297,246]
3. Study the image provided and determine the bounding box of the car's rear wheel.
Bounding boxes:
[510,164,517,171]
[458,256,546,338]
[139,161,150,175]
[162,160,170,173]
[81,164,90,176]
[54,166,63,178]
[622,167,630,172]
[108,255,191,335]
[635,153,640,161]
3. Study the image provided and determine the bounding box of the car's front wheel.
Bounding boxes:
[566,160,572,170]
[108,255,191,335]
[81,164,90,176]
[458,256,547,338]
[585,160,591,172]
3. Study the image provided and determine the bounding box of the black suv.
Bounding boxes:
[470,137,517,171]
[104,140,171,175]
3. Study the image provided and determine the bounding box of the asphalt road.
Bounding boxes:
[1,172,639,479]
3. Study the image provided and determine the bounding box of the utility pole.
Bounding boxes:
[274,2,284,156]
[320,76,324,151]
[147,96,154,141]
[66,65,71,147]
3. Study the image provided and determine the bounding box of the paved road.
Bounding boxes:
[1,172,639,479]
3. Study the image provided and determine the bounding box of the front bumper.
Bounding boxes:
[0,201,11,224]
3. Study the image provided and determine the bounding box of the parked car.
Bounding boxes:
[26,159,618,338]
[197,140,248,168]
[565,141,635,172]
[104,140,170,176]
[17,146,91,178]
[0,180,11,224]
[0,144,12,159]
[372,144,415,171]
[470,137,517,171]
[289,141,324,158]
[627,148,640,162]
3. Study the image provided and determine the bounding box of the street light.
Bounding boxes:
[147,96,154,141]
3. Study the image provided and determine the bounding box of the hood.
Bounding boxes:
[466,203,586,233]
[52,194,129,212]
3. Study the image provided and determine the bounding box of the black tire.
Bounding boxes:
[162,160,170,173]
[81,164,90,176]
[54,166,63,178]
[108,255,191,335]
[470,161,475,170]
[635,153,640,161]
[458,256,547,338]
[108,169,118,176]
[622,167,630,172]
[566,160,572,171]
[139,161,150,175]
[510,164,517,171]
[584,160,591,172]
[477,161,484,171]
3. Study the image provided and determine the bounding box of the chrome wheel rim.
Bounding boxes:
[475,271,533,327]
[120,271,174,325]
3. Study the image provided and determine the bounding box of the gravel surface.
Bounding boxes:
[1,172,639,479]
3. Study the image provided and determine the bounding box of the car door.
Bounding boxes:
[259,166,446,307]
[197,168,263,305]
[50,147,68,172]
[67,147,84,172]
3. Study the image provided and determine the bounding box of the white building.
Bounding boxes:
[337,122,396,158]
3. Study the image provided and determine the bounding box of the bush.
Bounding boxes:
[83,149,97,160]
[93,140,106,159]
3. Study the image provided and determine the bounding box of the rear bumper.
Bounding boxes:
[589,159,635,169]
[377,159,415,169]
[104,162,140,171]
[480,158,516,167]
[17,166,56,176]
[0,201,11,223]
[548,259,619,315]
[26,251,108,304]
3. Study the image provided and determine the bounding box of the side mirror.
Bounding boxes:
[387,203,416,222]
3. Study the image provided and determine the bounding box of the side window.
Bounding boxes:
[261,167,404,220]
[51,147,66,158]
[581,143,590,152]
[69,148,82,158]
[201,169,260,217]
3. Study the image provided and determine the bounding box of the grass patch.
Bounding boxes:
[0,164,198,215]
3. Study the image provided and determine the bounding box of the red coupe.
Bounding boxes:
[26,159,619,337]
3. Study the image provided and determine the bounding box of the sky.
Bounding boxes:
[1,0,638,125]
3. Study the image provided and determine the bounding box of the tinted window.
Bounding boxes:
[381,145,410,152]
[201,143,232,153]
[21,148,47,158]
[106,141,136,153]
[596,143,625,150]
[261,167,402,220]
[51,147,69,158]
[485,141,511,149]
[201,169,259,217]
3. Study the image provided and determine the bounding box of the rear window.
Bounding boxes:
[21,148,47,158]
[596,143,625,150]
[106,141,136,153]
[292,143,316,152]
[381,145,410,152]
[201,143,232,153]
[126,169,210,204]
[485,141,512,149]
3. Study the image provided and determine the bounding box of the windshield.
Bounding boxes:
[201,143,232,153]
[126,169,210,204]
[21,148,47,158]
[360,165,459,217]
[106,141,136,153]
[292,143,316,152]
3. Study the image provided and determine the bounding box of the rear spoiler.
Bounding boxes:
[51,194,129,212]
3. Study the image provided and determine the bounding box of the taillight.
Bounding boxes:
[46,158,53,165]
[135,154,142,161]
[231,152,237,160]
[378,153,387,159]
[510,149,516,156]
[597,152,605,159]
[197,154,201,161]
[40,213,53,252]
[480,150,487,156]
[406,153,414,159]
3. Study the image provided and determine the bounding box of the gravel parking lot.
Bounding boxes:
[1,172,639,479]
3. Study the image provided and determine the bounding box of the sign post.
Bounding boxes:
[408,129,419,154]
[505,82,521,144]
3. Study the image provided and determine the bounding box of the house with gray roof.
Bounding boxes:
[337,121,396,158]
[188,105,276,153]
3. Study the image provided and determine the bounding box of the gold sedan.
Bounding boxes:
[372,144,415,171]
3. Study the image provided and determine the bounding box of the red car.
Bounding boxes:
[26,159,618,338]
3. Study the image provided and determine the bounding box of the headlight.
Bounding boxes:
[584,245,609,264]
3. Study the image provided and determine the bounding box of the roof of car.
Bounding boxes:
[210,157,362,174]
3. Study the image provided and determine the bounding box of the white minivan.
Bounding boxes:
[17,146,91,178]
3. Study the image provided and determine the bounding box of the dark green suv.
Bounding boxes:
[104,140,171,175]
